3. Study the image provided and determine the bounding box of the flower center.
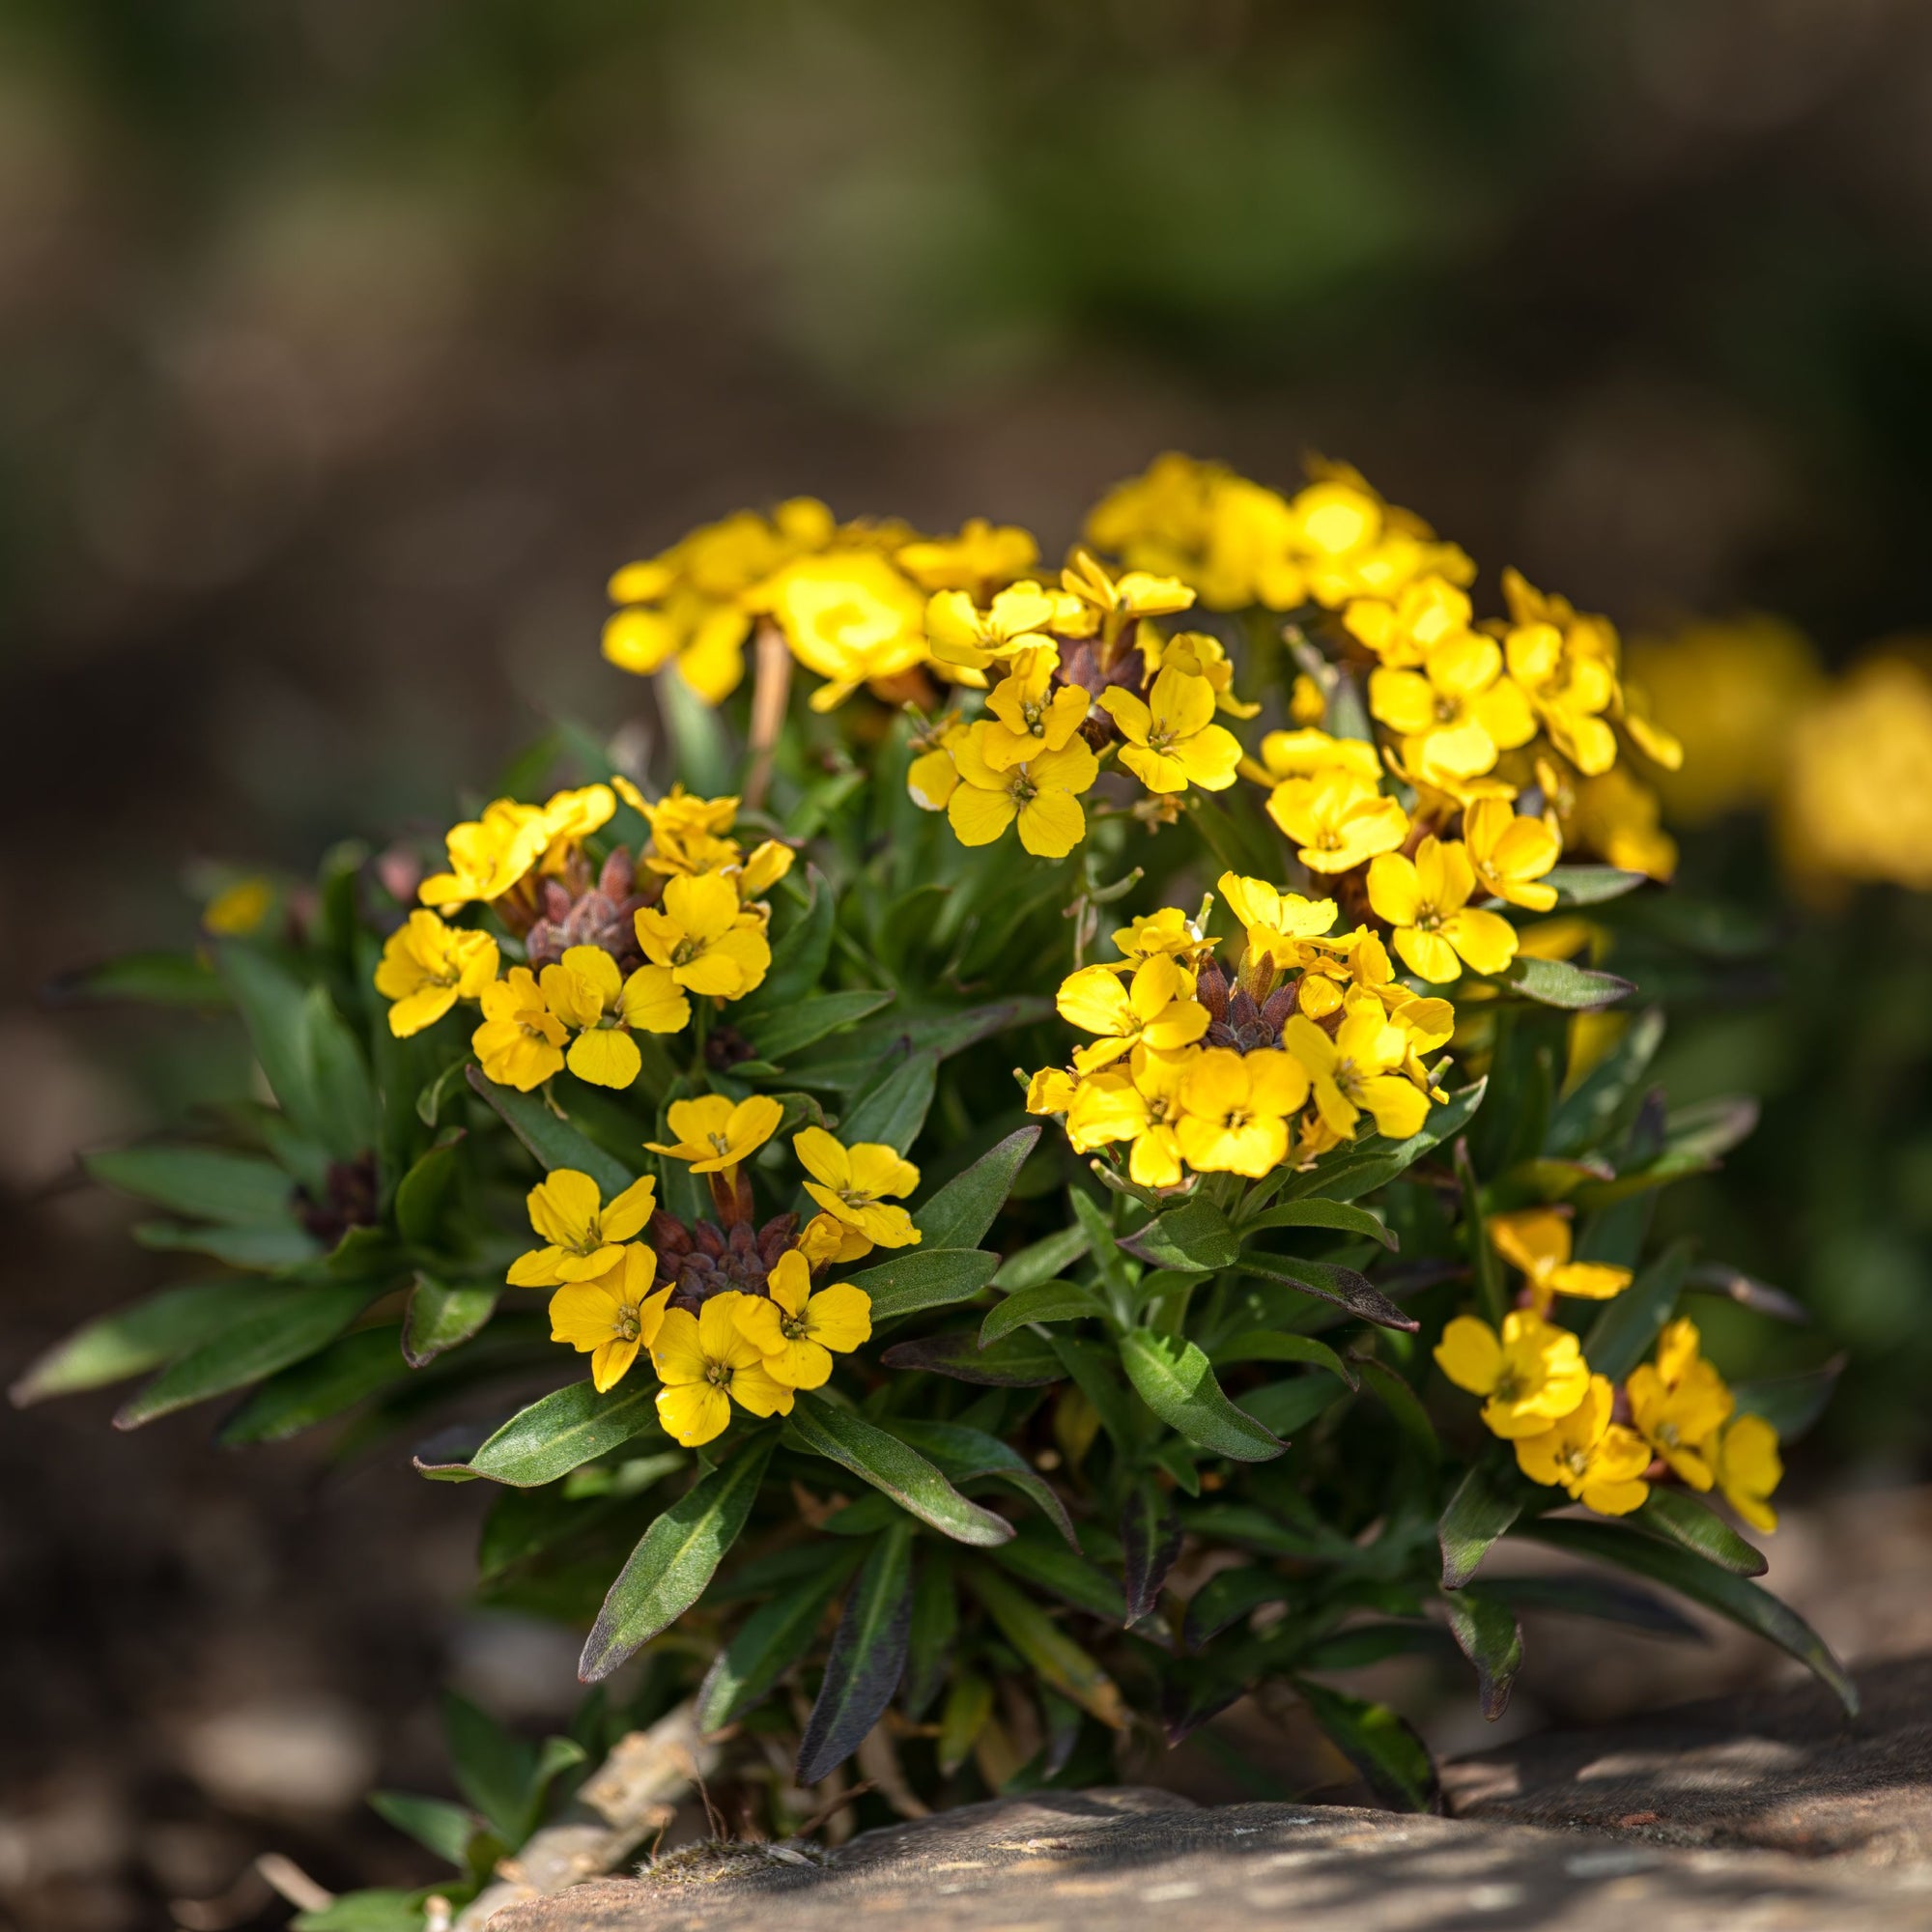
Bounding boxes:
[1021,699,1047,734]
[1434,696,1460,724]
[1657,1420,1681,1448]
[707,1131,734,1156]
[1009,773,1039,804]
[614,1308,641,1343]
[781,1311,810,1341]
[704,1360,735,1389]
[1220,1105,1253,1130]
[671,936,706,966]
[1145,724,1177,754]
[567,1218,604,1255]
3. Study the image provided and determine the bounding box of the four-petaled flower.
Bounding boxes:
[650,1293,796,1446]
[1488,1208,1631,1313]
[793,1127,923,1248]
[472,967,569,1092]
[981,645,1092,770]
[1512,1373,1651,1516]
[548,1246,670,1393]
[1176,1045,1310,1177]
[1366,837,1520,984]
[507,1170,658,1288]
[1463,799,1562,913]
[1266,770,1410,874]
[730,1251,872,1389]
[947,721,1098,859]
[1368,632,1536,781]
[1434,1310,1591,1439]
[635,873,773,999]
[1282,1005,1432,1142]
[646,1093,785,1174]
[375,910,498,1037]
[1057,955,1208,1073]
[1628,1318,1734,1491]
[1099,666,1242,795]
[540,945,689,1089]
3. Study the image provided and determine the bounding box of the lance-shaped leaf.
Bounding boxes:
[697,1552,864,1732]
[1240,1376,1346,1438]
[887,1419,1077,1548]
[746,990,895,1063]
[1286,1079,1487,1204]
[1356,1357,1438,1462]
[994,1223,1092,1291]
[1213,1330,1356,1388]
[85,1145,296,1227]
[1496,954,1634,1012]
[1548,1005,1667,1158]
[402,1276,498,1369]
[979,1280,1106,1348]
[782,1391,1013,1547]
[843,1247,999,1323]
[218,1324,411,1443]
[732,867,836,1017]
[1477,1572,1704,1640]
[467,1067,638,1196]
[1240,1198,1398,1250]
[1182,1568,1296,1651]
[1686,1266,1809,1326]
[1731,1356,1844,1442]
[1581,1238,1693,1382]
[1542,865,1646,907]
[965,1562,1127,1728]
[1292,1679,1440,1812]
[937,1670,993,1776]
[1438,1590,1523,1720]
[903,1548,957,1720]
[469,1381,667,1488]
[54,948,228,1009]
[914,1126,1040,1251]
[1438,1461,1523,1590]
[838,1050,938,1154]
[1118,1329,1284,1463]
[1237,1256,1418,1334]
[1517,1518,1857,1715]
[988,1533,1125,1621]
[1121,1480,1183,1625]
[1120,1197,1239,1274]
[1633,1488,1766,1577]
[580,1435,776,1681]
[880,1328,1062,1386]
[366,1790,478,1868]
[393,1132,467,1249]
[797,1522,915,1784]
[11,1280,283,1406]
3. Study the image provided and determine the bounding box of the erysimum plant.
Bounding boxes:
[24,454,1847,1927]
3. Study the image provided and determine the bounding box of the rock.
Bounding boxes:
[1444,1654,1932,1862]
[486,1786,1932,1930]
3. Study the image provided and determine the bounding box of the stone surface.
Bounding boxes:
[487,1786,1932,1930]
[1444,1655,1932,1863]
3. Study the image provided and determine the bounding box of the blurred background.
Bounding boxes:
[4,2,1931,1925]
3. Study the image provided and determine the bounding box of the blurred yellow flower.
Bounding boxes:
[374,910,499,1037]
[896,519,1039,596]
[1488,1208,1631,1312]
[1566,766,1678,881]
[1713,1412,1783,1534]
[1345,575,1479,669]
[755,551,928,710]
[203,876,275,937]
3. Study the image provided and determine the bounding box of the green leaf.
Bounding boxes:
[1476,1573,1703,1639]
[657,665,735,796]
[784,998,1051,1094]
[1438,1591,1523,1720]
[467,1069,638,1196]
[1438,1462,1522,1590]
[300,982,379,1160]
[838,1051,938,1154]
[1542,865,1647,907]
[904,1548,957,1720]
[1236,1256,1418,1334]
[1119,1197,1238,1273]
[844,1247,999,1322]
[979,1278,1105,1349]
[1662,1094,1760,1164]
[415,1056,470,1128]
[1731,1357,1842,1441]
[367,1790,477,1867]
[580,1435,776,1681]
[469,1381,667,1488]
[54,949,228,1008]
[937,1669,993,1775]
[1238,1376,1346,1437]
[797,1521,914,1784]
[965,1563,1127,1728]
[734,867,836,1017]
[879,1329,1063,1386]
[886,1419,1077,1548]
[402,1276,498,1369]
[114,1284,376,1429]
[1456,1137,1505,1326]
[1212,1331,1356,1388]
[697,1544,866,1732]
[1581,1238,1692,1382]
[782,1392,1013,1547]
[1634,1489,1767,1577]
[10,1281,282,1406]
[1497,954,1633,1012]
[1118,1329,1284,1463]
[1292,1679,1439,1811]
[292,1889,433,1932]
[393,1132,466,1249]
[131,1219,320,1269]
[988,1532,1125,1621]
[913,1126,1040,1251]
[1121,1479,1182,1624]
[1355,1358,1438,1461]
[1182,1568,1295,1649]
[994,1224,1091,1291]
[746,989,895,1062]
[218,1324,411,1443]
[1515,1518,1855,1714]
[1288,1079,1488,1203]
[1548,1007,1665,1158]
[441,1690,536,1842]
[85,1145,294,1226]
[1686,1266,1808,1326]
[220,944,323,1132]
[1239,1198,1397,1249]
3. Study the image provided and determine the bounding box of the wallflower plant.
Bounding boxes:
[24,453,1848,1928]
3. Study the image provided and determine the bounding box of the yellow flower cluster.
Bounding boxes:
[1435,1229,1781,1529]
[373,785,793,1093]
[525,1107,913,1444]
[1023,876,1452,1184]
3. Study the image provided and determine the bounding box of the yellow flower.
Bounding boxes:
[471,967,569,1092]
[1290,674,1327,725]
[1025,1065,1081,1117]
[548,1247,671,1394]
[793,1126,922,1248]
[646,1094,783,1174]
[1216,872,1338,970]
[1251,726,1384,788]
[536,785,617,871]
[1266,771,1409,874]
[906,715,970,811]
[981,645,1091,770]
[755,551,928,710]
[1628,1318,1734,1491]
[896,520,1039,596]
[1141,628,1260,719]
[1175,1046,1309,1176]
[420,800,551,912]
[651,1293,796,1446]
[1435,1310,1591,1440]
[1366,838,1520,984]
[1505,619,1618,779]
[1488,1208,1632,1313]
[1111,905,1217,968]
[730,1250,872,1389]
[374,910,499,1037]
[1463,798,1561,913]
[1288,469,1474,610]
[1512,1374,1650,1516]
[798,1210,874,1268]
[203,876,275,937]
[1344,574,1480,669]
[947,721,1097,860]
[1065,1053,1191,1188]
[1058,955,1208,1072]
[1567,767,1678,881]
[923,582,1073,674]
[1713,1412,1782,1534]
[1282,1005,1431,1141]
[539,945,689,1089]
[1098,665,1242,795]
[634,873,773,1000]
[1061,549,1195,647]
[1369,633,1536,782]
[506,1169,658,1288]
[734,839,795,901]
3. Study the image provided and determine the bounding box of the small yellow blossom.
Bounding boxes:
[1252,726,1384,788]
[1141,627,1260,719]
[793,1127,923,1248]
[1628,1318,1734,1491]
[540,945,689,1088]
[420,800,550,912]
[1099,665,1242,795]
[1061,549,1195,648]
[1216,872,1338,970]
[506,1169,658,1288]
[1289,469,1474,610]
[906,714,971,811]
[472,967,569,1092]
[981,646,1091,770]
[203,876,275,937]
[1713,1412,1782,1534]
[947,722,1098,860]
[1176,1046,1309,1177]
[1435,1309,1591,1440]
[1344,574,1481,669]
[1283,1006,1431,1142]
[536,785,617,872]
[1366,838,1520,984]
[651,1293,796,1446]
[634,873,773,1000]
[374,910,499,1037]
[730,1250,872,1389]
[923,582,1071,674]
[1065,1053,1191,1187]
[1567,767,1678,880]
[798,1210,874,1268]
[896,520,1039,596]
[1111,905,1217,967]
[1290,674,1327,725]
[1057,955,1208,1072]
[548,1247,671,1394]
[1266,771,1410,874]
[646,1094,784,1174]
[1025,1066,1081,1117]
[1369,634,1536,782]
[1488,1208,1632,1312]
[754,552,928,710]
[1512,1374,1651,1516]
[1463,799,1561,913]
